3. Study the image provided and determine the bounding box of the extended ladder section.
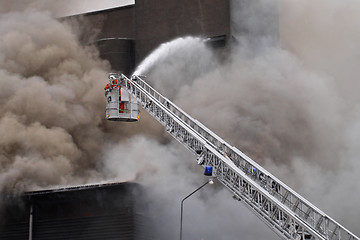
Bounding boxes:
[120,74,358,240]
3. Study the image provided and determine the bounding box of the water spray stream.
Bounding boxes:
[133,37,205,76]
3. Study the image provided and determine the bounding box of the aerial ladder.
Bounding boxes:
[104,73,359,240]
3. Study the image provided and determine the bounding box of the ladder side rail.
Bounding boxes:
[128,75,359,240]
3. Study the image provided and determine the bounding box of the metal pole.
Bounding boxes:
[29,203,33,240]
[180,180,212,240]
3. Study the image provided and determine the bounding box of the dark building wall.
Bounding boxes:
[0,182,147,240]
[65,0,230,74]
[96,39,135,75]
[95,6,135,40]
[0,198,29,240]
[79,6,135,40]
[134,0,231,63]
[64,6,136,75]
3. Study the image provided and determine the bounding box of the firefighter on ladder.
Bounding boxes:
[104,75,118,91]
[104,75,126,114]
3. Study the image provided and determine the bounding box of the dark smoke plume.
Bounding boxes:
[0,9,107,193]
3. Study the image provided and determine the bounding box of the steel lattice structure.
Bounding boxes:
[115,74,359,240]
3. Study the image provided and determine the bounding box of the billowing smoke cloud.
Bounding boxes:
[279,0,360,105]
[0,9,165,195]
[0,7,168,196]
[0,9,110,193]
[1,0,360,239]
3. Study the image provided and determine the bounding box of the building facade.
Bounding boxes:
[66,0,231,74]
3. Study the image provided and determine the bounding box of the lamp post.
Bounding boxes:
[180,178,214,240]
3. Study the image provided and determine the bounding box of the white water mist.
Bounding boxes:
[133,37,206,76]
